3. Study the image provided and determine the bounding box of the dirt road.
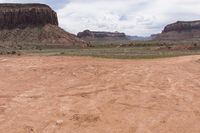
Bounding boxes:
[0,55,200,133]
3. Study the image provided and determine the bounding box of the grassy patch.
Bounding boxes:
[22,47,200,59]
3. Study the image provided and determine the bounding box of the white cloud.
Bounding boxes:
[0,0,200,36]
[57,0,200,36]
[57,0,152,36]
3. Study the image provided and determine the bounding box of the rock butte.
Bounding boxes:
[77,30,126,39]
[155,20,200,40]
[0,3,58,29]
[163,20,200,33]
[0,3,86,47]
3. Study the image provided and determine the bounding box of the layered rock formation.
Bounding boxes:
[77,30,127,39]
[0,3,86,48]
[155,20,200,40]
[163,21,200,33]
[0,4,58,29]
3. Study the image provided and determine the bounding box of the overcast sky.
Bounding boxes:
[0,0,200,36]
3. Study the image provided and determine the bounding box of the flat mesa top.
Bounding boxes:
[175,20,200,24]
[0,3,51,9]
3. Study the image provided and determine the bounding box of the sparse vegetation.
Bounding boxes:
[22,45,200,59]
[0,49,21,56]
[1,40,200,59]
[60,51,65,55]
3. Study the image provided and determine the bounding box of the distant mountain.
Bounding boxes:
[77,30,155,42]
[154,20,200,40]
[77,30,128,40]
[127,35,152,41]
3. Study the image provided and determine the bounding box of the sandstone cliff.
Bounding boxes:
[77,30,127,39]
[0,3,86,48]
[163,21,200,33]
[0,4,58,29]
[155,20,200,40]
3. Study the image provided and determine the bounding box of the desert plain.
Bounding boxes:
[0,55,199,133]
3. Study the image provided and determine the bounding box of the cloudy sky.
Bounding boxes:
[1,0,200,36]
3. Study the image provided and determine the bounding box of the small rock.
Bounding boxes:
[56,120,64,126]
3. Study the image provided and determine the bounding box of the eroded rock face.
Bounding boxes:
[0,3,58,29]
[163,21,200,33]
[77,30,126,38]
[0,3,87,47]
[154,20,200,40]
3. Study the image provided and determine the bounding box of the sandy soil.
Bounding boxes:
[0,55,200,133]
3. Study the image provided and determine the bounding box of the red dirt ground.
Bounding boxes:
[0,55,200,133]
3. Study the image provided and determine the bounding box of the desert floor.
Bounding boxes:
[0,55,200,133]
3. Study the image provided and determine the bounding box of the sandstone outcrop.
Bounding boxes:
[77,30,126,39]
[155,20,200,40]
[0,4,58,29]
[0,3,86,48]
[163,20,200,33]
